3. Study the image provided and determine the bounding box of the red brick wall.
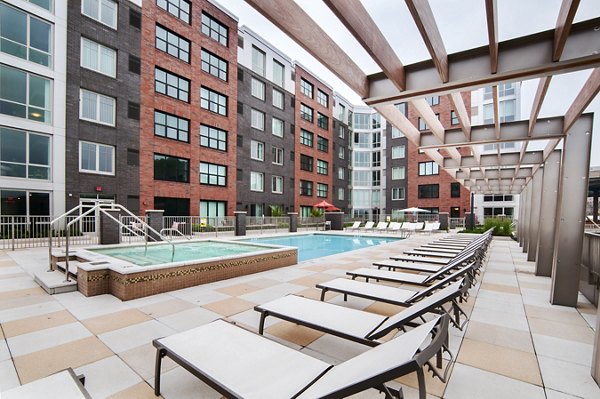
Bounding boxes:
[294,66,334,211]
[139,0,238,215]
[406,93,472,216]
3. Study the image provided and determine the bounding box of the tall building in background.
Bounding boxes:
[406,95,472,218]
[0,0,67,217]
[471,83,522,222]
[65,0,141,214]
[332,92,352,213]
[139,0,239,217]
[294,63,334,217]
[236,26,295,216]
[350,106,387,219]
[385,104,409,217]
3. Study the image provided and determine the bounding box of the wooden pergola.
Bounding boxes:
[242,0,600,383]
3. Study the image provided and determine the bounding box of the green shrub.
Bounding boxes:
[461,217,512,236]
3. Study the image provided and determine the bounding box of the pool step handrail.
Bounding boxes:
[47,204,90,273]
[58,204,176,283]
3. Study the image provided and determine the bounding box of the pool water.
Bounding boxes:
[244,234,399,262]
[90,241,266,266]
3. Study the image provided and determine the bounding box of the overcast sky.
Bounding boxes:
[217,0,600,166]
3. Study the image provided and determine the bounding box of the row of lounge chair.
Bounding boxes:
[152,229,494,398]
[349,221,441,235]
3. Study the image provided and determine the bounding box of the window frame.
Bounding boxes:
[391,187,405,201]
[200,86,227,116]
[0,127,51,180]
[300,129,313,147]
[317,90,329,107]
[317,183,328,198]
[391,145,405,159]
[418,184,440,199]
[250,171,264,192]
[79,88,115,126]
[81,37,116,77]
[317,112,328,130]
[300,154,313,172]
[300,78,313,98]
[316,159,328,175]
[272,146,284,165]
[201,48,228,80]
[418,161,440,176]
[156,24,190,63]
[250,140,264,161]
[272,175,283,194]
[251,77,266,101]
[155,67,190,102]
[154,153,190,183]
[201,11,228,46]
[391,166,406,180]
[251,108,265,130]
[154,110,190,142]
[0,65,52,123]
[317,136,329,152]
[79,140,115,175]
[157,0,191,24]
[81,0,117,29]
[200,161,227,186]
[272,89,284,109]
[271,117,284,137]
[300,103,313,123]
[300,180,313,196]
[200,124,227,151]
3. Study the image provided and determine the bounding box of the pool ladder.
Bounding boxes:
[48,204,176,283]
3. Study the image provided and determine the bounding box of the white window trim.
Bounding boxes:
[251,109,265,131]
[250,171,264,192]
[80,37,116,78]
[79,89,116,126]
[272,175,283,194]
[250,140,264,161]
[272,147,283,165]
[79,140,115,175]
[81,0,117,29]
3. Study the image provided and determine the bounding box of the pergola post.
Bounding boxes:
[535,150,561,277]
[550,116,593,306]
[518,188,525,247]
[522,184,531,253]
[527,168,544,261]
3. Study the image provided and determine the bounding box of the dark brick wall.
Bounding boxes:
[139,0,238,215]
[385,123,408,212]
[65,1,142,213]
[235,64,296,215]
[293,65,334,211]
[332,118,350,213]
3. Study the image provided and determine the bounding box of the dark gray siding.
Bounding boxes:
[332,118,350,213]
[385,124,408,212]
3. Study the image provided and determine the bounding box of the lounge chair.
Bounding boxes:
[348,221,361,231]
[375,221,389,232]
[387,222,402,233]
[2,368,90,399]
[153,316,449,399]
[361,221,375,232]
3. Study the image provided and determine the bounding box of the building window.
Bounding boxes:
[391,166,405,180]
[154,154,189,183]
[451,110,459,125]
[317,136,328,152]
[338,103,345,121]
[391,127,403,138]
[392,187,405,200]
[157,0,190,23]
[418,117,427,131]
[156,25,190,63]
[250,171,264,192]
[451,182,461,198]
[200,200,226,217]
[300,180,312,196]
[272,175,283,194]
[353,171,370,186]
[1,189,49,216]
[201,49,227,80]
[317,113,328,130]
[354,113,369,129]
[0,127,50,180]
[155,197,189,216]
[338,147,345,159]
[300,129,313,147]
[317,159,328,175]
[155,110,189,142]
[317,183,327,198]
[24,0,53,11]
[391,145,405,159]
[251,78,265,100]
[338,167,345,180]
[418,161,439,176]
[200,124,227,151]
[272,59,284,87]
[484,99,517,124]
[372,151,381,167]
[300,103,313,122]
[426,96,440,106]
[201,12,228,46]
[300,154,313,172]
[251,46,265,76]
[338,187,345,200]
[251,109,265,130]
[300,78,313,98]
[0,3,52,67]
[82,0,117,28]
[372,170,381,186]
[353,152,369,167]
[272,117,283,137]
[81,37,116,77]
[79,141,114,175]
[418,184,439,199]
[1,65,51,123]
[272,147,283,165]
[339,125,345,139]
[272,89,284,109]
[354,132,369,148]
[317,90,328,107]
[250,140,264,161]
[155,68,189,102]
[80,89,114,126]
[200,162,227,186]
[200,86,227,116]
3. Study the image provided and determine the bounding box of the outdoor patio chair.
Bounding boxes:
[414,222,425,231]
[374,249,478,275]
[387,222,402,233]
[153,316,449,399]
[160,221,180,237]
[1,368,90,399]
[361,221,375,232]
[375,221,389,232]
[348,221,361,231]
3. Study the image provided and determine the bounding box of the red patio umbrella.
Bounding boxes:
[325,205,341,212]
[314,200,334,208]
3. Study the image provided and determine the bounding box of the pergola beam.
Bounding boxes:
[323,0,405,92]
[485,0,498,74]
[365,18,600,105]
[554,0,581,62]
[243,0,369,98]
[444,151,544,169]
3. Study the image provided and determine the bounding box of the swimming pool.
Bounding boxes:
[244,234,400,262]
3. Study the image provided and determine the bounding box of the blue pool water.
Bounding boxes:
[244,234,400,262]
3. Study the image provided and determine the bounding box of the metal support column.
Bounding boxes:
[527,168,544,262]
[518,189,525,247]
[522,185,531,253]
[536,150,561,277]
[550,115,593,306]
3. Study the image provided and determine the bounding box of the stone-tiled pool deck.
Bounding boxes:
[0,233,598,398]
